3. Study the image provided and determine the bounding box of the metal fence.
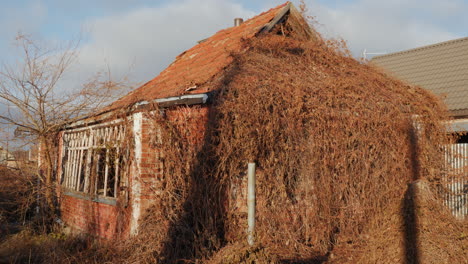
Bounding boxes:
[443,143,468,219]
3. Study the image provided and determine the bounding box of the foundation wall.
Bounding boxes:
[60,194,122,239]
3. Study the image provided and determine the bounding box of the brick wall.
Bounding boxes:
[135,106,210,219]
[57,106,214,239]
[137,113,165,213]
[133,105,253,234]
[60,194,127,239]
[57,123,132,239]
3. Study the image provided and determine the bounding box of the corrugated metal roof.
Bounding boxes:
[371,37,468,116]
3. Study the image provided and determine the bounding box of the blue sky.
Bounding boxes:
[0,0,467,90]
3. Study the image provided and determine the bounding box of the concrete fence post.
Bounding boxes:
[247,162,256,246]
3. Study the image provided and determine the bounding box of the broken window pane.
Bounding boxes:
[96,148,106,196]
[61,124,127,201]
[78,150,88,192]
[106,148,117,197]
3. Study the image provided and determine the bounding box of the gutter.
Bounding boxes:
[64,92,211,129]
[132,93,209,111]
[447,118,468,133]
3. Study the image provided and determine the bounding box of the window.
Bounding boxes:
[61,123,127,199]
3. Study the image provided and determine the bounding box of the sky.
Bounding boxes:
[0,0,467,95]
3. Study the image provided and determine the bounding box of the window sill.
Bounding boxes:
[63,189,117,206]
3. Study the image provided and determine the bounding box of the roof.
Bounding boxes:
[371,37,468,117]
[107,2,292,111]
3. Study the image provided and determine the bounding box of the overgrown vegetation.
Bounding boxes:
[120,30,467,263]
[0,228,126,264]
[0,166,117,263]
[2,11,467,264]
[0,166,35,236]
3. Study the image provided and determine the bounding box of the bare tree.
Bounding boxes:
[0,33,128,212]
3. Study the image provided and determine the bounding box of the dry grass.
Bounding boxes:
[205,243,279,264]
[0,228,120,264]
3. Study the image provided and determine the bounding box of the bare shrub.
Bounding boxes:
[0,34,129,215]
[0,166,35,236]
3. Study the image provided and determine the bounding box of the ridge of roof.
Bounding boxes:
[105,2,292,111]
[372,37,468,60]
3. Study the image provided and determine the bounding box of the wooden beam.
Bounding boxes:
[259,2,291,34]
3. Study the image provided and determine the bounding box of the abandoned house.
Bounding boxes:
[55,0,460,245]
[0,146,14,166]
[56,2,315,239]
[372,39,468,218]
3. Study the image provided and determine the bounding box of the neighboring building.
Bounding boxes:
[56,2,315,239]
[372,39,468,218]
[0,146,14,165]
[0,145,37,168]
[9,149,37,168]
[371,38,468,141]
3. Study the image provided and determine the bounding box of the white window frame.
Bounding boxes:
[61,122,126,200]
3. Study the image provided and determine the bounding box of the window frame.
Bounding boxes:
[61,122,127,203]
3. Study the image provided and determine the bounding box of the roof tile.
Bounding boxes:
[107,2,289,110]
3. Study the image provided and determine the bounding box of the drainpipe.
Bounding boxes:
[247,162,256,246]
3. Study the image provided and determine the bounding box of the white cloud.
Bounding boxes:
[303,0,465,58]
[74,0,255,86]
[0,0,48,49]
